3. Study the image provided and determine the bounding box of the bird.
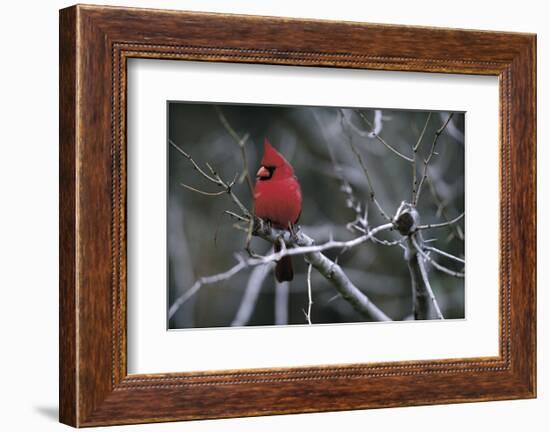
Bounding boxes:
[254,138,302,282]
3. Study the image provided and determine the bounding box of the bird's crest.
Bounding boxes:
[261,138,292,174]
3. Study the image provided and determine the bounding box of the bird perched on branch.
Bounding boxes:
[254,138,302,282]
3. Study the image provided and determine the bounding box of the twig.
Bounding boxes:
[205,162,252,217]
[168,256,247,320]
[169,139,219,184]
[180,171,238,196]
[317,110,364,228]
[424,245,465,264]
[412,113,432,203]
[224,210,249,223]
[356,110,413,162]
[371,237,405,247]
[340,110,391,221]
[215,106,255,196]
[417,212,464,230]
[345,220,403,247]
[426,175,465,241]
[414,113,433,153]
[440,111,464,143]
[180,183,227,196]
[414,113,454,205]
[321,124,400,248]
[170,139,252,218]
[412,236,464,278]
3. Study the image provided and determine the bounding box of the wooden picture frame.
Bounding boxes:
[59,4,536,427]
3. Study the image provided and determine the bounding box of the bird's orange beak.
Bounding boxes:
[256,166,270,179]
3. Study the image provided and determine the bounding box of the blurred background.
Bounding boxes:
[168,102,465,329]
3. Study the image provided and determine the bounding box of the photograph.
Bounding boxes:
[167,103,465,329]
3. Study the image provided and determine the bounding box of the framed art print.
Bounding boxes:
[59,4,536,427]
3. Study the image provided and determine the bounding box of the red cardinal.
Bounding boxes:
[254,138,302,282]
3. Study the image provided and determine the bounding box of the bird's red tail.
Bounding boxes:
[274,242,293,282]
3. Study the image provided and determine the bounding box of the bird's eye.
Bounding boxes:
[256,166,275,180]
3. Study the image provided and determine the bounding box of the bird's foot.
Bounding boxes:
[288,223,301,244]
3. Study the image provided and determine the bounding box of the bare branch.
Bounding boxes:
[414,113,454,205]
[426,175,465,241]
[169,139,219,184]
[372,237,406,248]
[170,139,252,218]
[405,234,444,320]
[249,222,394,263]
[215,106,255,196]
[305,263,313,325]
[440,111,464,143]
[412,236,464,278]
[417,212,464,230]
[414,113,433,152]
[224,210,249,223]
[424,245,465,264]
[340,110,392,221]
[356,110,414,162]
[204,162,251,217]
[180,183,227,196]
[412,113,432,203]
[168,256,247,320]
